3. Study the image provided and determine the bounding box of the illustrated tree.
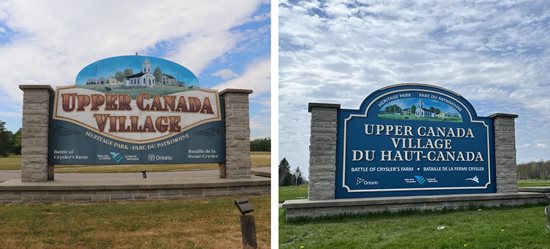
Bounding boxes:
[123,68,133,77]
[115,71,125,82]
[384,104,402,114]
[411,104,417,113]
[153,67,163,83]
[0,121,14,157]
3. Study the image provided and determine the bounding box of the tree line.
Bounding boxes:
[251,138,270,151]
[278,158,305,186]
[518,160,550,180]
[0,121,21,157]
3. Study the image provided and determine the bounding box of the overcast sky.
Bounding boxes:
[280,0,550,178]
[0,0,270,138]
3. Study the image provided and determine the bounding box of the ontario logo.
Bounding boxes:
[414,175,427,185]
[110,152,124,163]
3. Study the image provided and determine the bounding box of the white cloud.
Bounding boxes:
[213,58,270,97]
[536,143,547,149]
[0,0,263,107]
[280,0,550,177]
[212,69,239,80]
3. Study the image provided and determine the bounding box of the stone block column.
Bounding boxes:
[19,85,54,182]
[490,113,519,193]
[308,103,340,200]
[220,89,253,178]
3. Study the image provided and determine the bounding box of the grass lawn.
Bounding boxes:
[0,152,270,173]
[279,185,308,203]
[279,205,550,249]
[518,179,550,187]
[0,195,270,249]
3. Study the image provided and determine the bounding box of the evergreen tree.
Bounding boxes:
[12,128,21,154]
[279,158,294,186]
[0,121,14,157]
[294,166,304,185]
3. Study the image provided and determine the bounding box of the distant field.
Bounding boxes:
[0,152,270,173]
[517,179,550,187]
[280,204,549,249]
[0,195,270,249]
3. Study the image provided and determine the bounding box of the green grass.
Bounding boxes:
[279,185,308,203]
[0,152,270,173]
[280,205,550,249]
[518,179,550,187]
[0,154,20,170]
[0,195,270,249]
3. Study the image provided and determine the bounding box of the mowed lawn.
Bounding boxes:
[280,184,550,248]
[0,195,270,249]
[279,205,550,249]
[0,152,270,173]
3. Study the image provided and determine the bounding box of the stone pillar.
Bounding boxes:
[220,89,253,178]
[490,113,519,193]
[19,85,54,182]
[308,103,340,200]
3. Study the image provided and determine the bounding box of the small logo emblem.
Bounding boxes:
[414,175,426,185]
[466,176,479,183]
[148,154,155,161]
[110,152,124,163]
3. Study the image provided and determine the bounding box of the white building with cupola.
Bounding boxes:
[124,58,156,88]
[415,99,435,118]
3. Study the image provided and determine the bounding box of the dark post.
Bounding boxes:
[240,215,257,249]
[234,198,257,249]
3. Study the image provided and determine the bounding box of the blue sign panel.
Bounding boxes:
[335,84,495,198]
[49,55,225,165]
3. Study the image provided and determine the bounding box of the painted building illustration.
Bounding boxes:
[124,58,156,87]
[415,99,435,118]
[84,58,185,88]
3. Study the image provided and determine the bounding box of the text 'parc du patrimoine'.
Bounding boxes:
[61,92,214,133]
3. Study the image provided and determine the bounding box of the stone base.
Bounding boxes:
[283,192,548,220]
[0,177,269,203]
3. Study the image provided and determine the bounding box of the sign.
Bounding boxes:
[336,84,495,198]
[49,55,225,165]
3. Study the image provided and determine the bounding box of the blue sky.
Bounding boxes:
[280,0,550,178]
[0,0,270,138]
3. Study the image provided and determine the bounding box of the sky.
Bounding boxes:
[0,0,270,139]
[280,0,550,178]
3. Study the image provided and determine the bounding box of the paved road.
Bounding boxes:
[0,170,19,183]
[0,167,270,183]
